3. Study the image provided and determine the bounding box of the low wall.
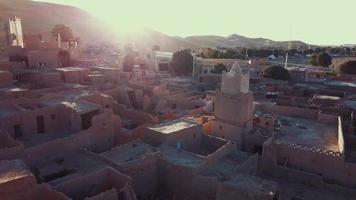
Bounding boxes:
[203,136,235,166]
[317,111,338,124]
[262,138,356,189]
[158,158,218,200]
[16,112,117,163]
[255,103,318,119]
[80,148,160,198]
[55,167,131,200]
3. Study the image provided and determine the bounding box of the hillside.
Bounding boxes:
[0,0,313,50]
[185,34,311,49]
[0,0,114,43]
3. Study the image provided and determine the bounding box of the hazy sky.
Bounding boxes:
[36,0,355,45]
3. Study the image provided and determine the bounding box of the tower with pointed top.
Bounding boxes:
[213,63,254,147]
[0,16,24,48]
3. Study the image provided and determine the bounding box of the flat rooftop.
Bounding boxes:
[342,99,356,110]
[257,111,339,151]
[36,150,105,186]
[199,160,237,180]
[223,174,278,195]
[199,151,251,179]
[56,67,88,72]
[0,104,22,118]
[20,130,76,148]
[100,140,157,163]
[160,145,205,169]
[148,118,198,134]
[41,99,99,114]
[0,159,32,184]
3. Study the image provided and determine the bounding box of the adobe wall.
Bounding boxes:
[216,182,275,200]
[265,164,356,197]
[0,104,80,139]
[27,49,60,68]
[25,85,65,98]
[17,112,117,163]
[113,102,158,125]
[199,74,221,84]
[163,124,203,150]
[0,70,13,87]
[158,158,218,200]
[59,69,90,84]
[115,153,159,198]
[202,120,214,135]
[261,138,356,188]
[214,92,254,126]
[79,93,116,110]
[275,96,309,107]
[213,120,244,147]
[166,97,205,110]
[0,142,24,160]
[55,167,131,200]
[79,146,159,198]
[255,103,319,119]
[17,72,62,85]
[0,131,20,148]
[200,135,235,165]
[0,183,69,200]
[86,188,118,200]
[123,109,158,125]
[0,173,36,197]
[317,111,338,124]
[243,129,272,152]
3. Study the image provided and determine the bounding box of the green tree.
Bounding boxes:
[337,60,356,75]
[310,54,318,66]
[51,24,74,42]
[212,63,227,74]
[263,65,290,80]
[317,52,332,67]
[170,49,193,75]
[309,52,332,67]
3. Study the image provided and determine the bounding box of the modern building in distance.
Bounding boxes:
[0,16,24,48]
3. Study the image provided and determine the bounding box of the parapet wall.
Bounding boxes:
[158,158,218,200]
[16,111,117,163]
[317,111,338,124]
[262,137,356,188]
[255,103,318,119]
[54,167,132,200]
[202,136,235,166]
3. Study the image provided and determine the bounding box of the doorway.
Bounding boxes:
[13,124,22,139]
[37,115,45,133]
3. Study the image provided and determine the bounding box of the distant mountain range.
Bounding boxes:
[1,0,315,50]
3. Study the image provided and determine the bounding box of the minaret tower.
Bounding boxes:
[213,63,254,147]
